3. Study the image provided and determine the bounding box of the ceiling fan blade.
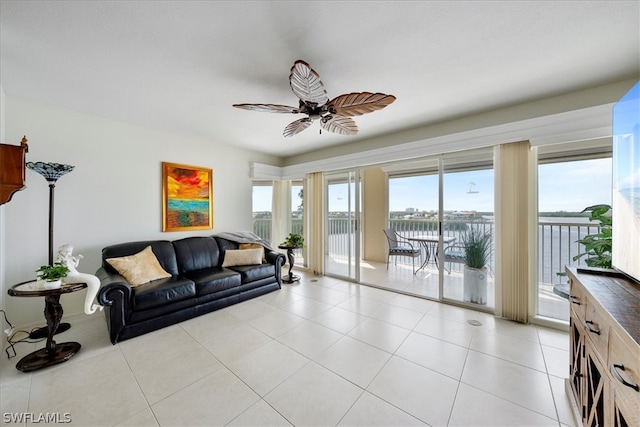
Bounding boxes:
[283,117,313,137]
[232,103,300,114]
[289,60,329,106]
[327,92,396,116]
[320,115,358,136]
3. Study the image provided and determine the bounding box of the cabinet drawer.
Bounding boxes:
[568,277,587,322]
[583,298,609,361]
[609,329,640,412]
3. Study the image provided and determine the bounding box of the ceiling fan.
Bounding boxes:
[233,60,396,137]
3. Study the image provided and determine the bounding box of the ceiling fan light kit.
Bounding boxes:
[233,60,396,137]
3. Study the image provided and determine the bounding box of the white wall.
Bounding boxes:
[0,85,6,332]
[2,96,279,327]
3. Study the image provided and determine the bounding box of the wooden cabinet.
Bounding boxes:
[609,328,640,427]
[0,136,28,204]
[583,344,606,427]
[567,267,640,427]
[570,315,585,414]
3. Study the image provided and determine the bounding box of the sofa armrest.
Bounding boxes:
[96,267,133,309]
[96,267,133,344]
[265,250,285,267]
[265,250,285,286]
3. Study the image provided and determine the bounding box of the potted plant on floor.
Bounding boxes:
[36,262,70,289]
[460,225,492,305]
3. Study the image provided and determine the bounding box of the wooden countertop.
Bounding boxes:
[566,267,640,347]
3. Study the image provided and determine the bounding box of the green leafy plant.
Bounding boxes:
[460,226,492,269]
[573,204,612,269]
[283,232,304,248]
[36,262,70,282]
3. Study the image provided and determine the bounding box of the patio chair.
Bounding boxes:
[443,243,466,274]
[383,228,421,274]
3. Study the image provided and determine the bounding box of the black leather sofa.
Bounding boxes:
[96,235,285,344]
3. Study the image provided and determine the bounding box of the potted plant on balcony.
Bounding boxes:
[460,225,492,305]
[573,204,612,269]
[36,262,70,289]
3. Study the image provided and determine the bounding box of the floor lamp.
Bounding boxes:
[26,161,75,338]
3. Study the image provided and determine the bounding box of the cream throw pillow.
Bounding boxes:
[239,243,266,263]
[222,248,263,267]
[106,246,171,286]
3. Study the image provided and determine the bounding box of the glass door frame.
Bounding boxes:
[440,153,495,310]
[324,170,361,282]
[384,150,495,311]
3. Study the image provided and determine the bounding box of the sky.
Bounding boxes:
[252,185,303,212]
[253,158,613,213]
[538,158,612,212]
[613,81,640,191]
[388,169,495,212]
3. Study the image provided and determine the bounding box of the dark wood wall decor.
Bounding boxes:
[0,136,29,205]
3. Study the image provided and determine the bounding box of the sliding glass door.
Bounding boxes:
[382,150,494,309]
[325,171,361,281]
[387,169,440,298]
[441,156,495,309]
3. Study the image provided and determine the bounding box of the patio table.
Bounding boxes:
[407,235,457,272]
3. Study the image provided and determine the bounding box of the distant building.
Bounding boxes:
[446,211,475,220]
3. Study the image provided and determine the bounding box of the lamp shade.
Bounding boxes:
[26,162,74,182]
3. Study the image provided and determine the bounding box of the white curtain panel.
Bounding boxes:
[495,140,532,323]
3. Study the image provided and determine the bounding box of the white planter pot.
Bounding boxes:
[42,279,62,289]
[463,265,487,305]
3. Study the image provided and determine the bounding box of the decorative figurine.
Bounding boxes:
[56,244,103,315]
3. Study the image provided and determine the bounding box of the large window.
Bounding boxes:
[291,181,305,267]
[291,182,303,235]
[537,156,612,321]
[252,180,304,259]
[252,181,273,241]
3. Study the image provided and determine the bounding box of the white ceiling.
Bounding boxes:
[1,1,638,158]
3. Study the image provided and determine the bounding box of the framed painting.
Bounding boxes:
[162,162,213,232]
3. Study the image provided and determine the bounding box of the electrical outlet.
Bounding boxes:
[4,326,15,336]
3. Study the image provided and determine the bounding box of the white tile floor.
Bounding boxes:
[328,256,570,322]
[1,271,575,426]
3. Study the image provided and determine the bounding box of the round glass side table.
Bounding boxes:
[8,280,87,372]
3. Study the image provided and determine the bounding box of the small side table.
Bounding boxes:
[278,244,301,283]
[8,280,87,372]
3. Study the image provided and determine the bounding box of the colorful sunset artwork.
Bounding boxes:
[162,162,213,231]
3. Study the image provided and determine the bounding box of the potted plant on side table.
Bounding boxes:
[283,232,304,248]
[36,262,70,289]
[461,226,492,305]
[279,233,305,283]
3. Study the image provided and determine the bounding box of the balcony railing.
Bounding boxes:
[253,219,272,243]
[253,216,598,286]
[390,219,495,274]
[253,218,303,245]
[537,219,600,284]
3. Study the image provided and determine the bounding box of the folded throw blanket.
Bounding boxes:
[214,231,274,251]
